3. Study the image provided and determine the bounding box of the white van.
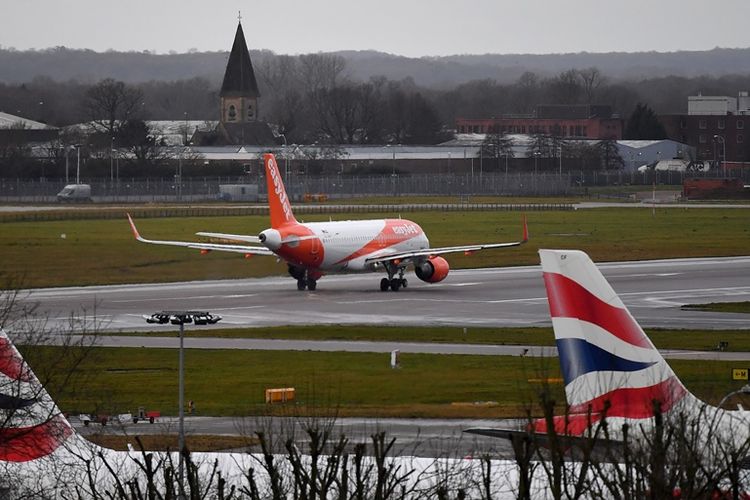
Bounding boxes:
[56,184,92,202]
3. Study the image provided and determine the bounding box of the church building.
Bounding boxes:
[193,20,276,146]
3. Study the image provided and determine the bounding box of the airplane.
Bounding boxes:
[127,153,528,292]
[466,249,750,458]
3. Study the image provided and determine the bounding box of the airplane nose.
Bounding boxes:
[258,229,282,250]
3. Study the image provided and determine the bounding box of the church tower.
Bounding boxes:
[199,17,275,146]
[220,20,260,124]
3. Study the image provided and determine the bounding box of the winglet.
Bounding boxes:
[521,215,529,243]
[126,213,142,241]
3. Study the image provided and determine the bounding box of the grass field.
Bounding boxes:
[34,345,750,419]
[682,302,750,314]
[2,208,749,287]
[117,325,750,352]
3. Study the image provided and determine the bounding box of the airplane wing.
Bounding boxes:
[365,216,528,265]
[464,427,625,458]
[127,214,274,256]
[195,232,261,244]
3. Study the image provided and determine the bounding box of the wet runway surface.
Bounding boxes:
[25,256,750,334]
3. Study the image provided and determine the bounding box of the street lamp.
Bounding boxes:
[143,310,221,499]
[110,136,115,184]
[74,144,82,184]
[713,135,726,176]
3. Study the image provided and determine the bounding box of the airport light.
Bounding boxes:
[143,311,221,499]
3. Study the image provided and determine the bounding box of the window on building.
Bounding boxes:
[738,120,745,130]
[699,134,707,144]
[718,118,725,130]
[738,134,744,144]
[582,126,587,136]
[699,119,707,129]
[680,118,687,129]
[247,104,254,120]
[228,105,237,121]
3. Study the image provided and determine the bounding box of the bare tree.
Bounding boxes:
[578,68,606,104]
[83,78,144,137]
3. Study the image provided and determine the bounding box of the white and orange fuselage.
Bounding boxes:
[260,218,429,274]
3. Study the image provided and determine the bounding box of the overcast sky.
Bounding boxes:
[4,0,749,57]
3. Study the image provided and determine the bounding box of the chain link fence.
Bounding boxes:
[1,169,748,203]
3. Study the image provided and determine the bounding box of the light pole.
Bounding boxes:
[144,311,221,499]
[714,135,726,176]
[110,136,115,184]
[74,144,81,184]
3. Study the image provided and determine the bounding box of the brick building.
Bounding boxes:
[456,104,622,140]
[660,92,750,167]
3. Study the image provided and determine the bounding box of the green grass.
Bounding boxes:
[115,325,750,352]
[32,345,750,419]
[681,302,750,314]
[2,208,749,287]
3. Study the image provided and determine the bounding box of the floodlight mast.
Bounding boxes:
[143,310,221,499]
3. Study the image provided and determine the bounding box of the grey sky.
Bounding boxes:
[4,0,749,57]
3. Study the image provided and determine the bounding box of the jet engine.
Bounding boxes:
[258,229,282,250]
[414,256,450,283]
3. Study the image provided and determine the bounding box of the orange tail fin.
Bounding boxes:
[264,153,297,228]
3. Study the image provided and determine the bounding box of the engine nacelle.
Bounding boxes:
[258,229,282,250]
[414,256,450,283]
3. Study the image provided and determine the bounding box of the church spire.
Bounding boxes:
[220,21,260,98]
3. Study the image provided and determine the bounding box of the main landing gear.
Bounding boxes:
[297,277,317,291]
[380,265,407,292]
[290,264,318,291]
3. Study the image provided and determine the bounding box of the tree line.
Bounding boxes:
[2,54,750,140]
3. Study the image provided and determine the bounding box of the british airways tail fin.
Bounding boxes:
[540,249,693,428]
[0,329,74,462]
[264,153,298,229]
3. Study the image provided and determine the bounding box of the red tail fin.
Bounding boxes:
[264,153,297,228]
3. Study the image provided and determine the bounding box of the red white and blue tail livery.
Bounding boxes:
[467,249,750,445]
[128,153,527,292]
[0,332,73,462]
[536,249,693,436]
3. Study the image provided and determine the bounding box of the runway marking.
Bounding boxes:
[111,294,257,303]
[617,273,680,278]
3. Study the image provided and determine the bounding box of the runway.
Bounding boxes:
[25,255,750,336]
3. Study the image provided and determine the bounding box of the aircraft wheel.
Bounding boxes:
[390,279,401,292]
[401,279,408,289]
[307,279,317,291]
[380,278,390,292]
[297,279,306,291]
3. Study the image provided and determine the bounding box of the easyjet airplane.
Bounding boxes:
[127,153,528,291]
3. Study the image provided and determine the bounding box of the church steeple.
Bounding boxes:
[220,19,260,124]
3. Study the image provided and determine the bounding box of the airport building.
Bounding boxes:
[455,105,623,140]
[659,92,750,168]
